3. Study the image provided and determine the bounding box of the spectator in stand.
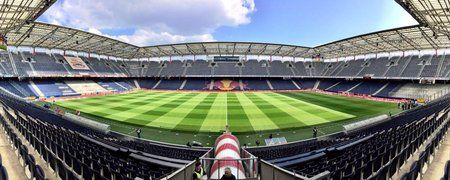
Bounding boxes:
[192,158,205,180]
[221,167,236,180]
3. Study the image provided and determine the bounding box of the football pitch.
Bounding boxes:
[54,90,399,145]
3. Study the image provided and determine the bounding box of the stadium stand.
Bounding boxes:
[384,56,410,77]
[137,79,159,89]
[159,61,185,77]
[241,60,269,76]
[1,1,450,179]
[268,61,293,76]
[0,89,211,179]
[389,83,450,99]
[294,79,317,89]
[273,96,450,179]
[318,79,340,90]
[269,79,298,90]
[326,81,360,92]
[0,54,449,81]
[373,82,402,98]
[185,60,212,76]
[2,41,450,180]
[292,61,309,76]
[182,79,209,90]
[213,62,240,76]
[32,80,78,97]
[143,61,162,77]
[242,79,271,90]
[337,59,366,77]
[348,81,387,95]
[154,79,184,90]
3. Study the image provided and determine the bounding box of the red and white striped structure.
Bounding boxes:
[210,132,246,179]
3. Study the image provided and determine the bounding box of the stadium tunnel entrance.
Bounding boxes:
[165,130,331,180]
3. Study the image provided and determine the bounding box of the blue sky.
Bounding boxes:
[39,0,417,47]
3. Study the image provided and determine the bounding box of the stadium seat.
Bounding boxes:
[34,165,45,180]
[0,166,8,180]
[25,154,36,179]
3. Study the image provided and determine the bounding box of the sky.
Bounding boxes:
[38,0,418,47]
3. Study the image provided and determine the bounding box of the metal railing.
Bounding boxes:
[199,157,259,180]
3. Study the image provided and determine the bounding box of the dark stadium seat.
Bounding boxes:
[409,161,420,180]
[0,47,449,180]
[34,165,45,180]
[56,159,67,180]
[444,161,450,180]
[67,170,78,180]
[82,163,93,180]
[19,145,28,166]
[273,97,450,179]
[0,166,8,180]
[25,154,36,178]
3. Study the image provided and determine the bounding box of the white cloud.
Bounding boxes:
[42,0,255,45]
[116,29,215,46]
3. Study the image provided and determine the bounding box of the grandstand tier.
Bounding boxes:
[1,0,450,179]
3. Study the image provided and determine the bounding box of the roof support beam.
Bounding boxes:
[419,27,438,49]
[156,46,170,56]
[258,44,268,55]
[65,34,95,50]
[396,29,421,50]
[49,31,78,49]
[376,33,402,52]
[245,44,253,56]
[15,23,35,46]
[31,26,59,47]
[232,43,236,56]
[185,44,196,55]
[271,46,283,56]
[170,45,183,56]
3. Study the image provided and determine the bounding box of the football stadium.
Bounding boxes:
[0,0,450,179]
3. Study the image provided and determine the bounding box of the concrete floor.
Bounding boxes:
[0,112,58,180]
[422,131,450,180]
[0,127,28,180]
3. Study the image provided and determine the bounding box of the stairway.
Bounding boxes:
[9,81,31,97]
[7,52,18,75]
[372,82,390,96]
[398,56,413,77]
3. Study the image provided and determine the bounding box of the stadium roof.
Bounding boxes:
[396,0,450,36]
[1,0,450,60]
[136,42,311,59]
[0,0,56,35]
[310,25,450,58]
[6,22,140,58]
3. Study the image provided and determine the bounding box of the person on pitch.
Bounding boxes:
[136,128,142,138]
[313,127,318,138]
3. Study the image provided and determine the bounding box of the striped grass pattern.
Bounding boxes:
[56,91,397,133]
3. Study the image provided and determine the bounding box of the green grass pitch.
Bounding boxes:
[54,90,399,145]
